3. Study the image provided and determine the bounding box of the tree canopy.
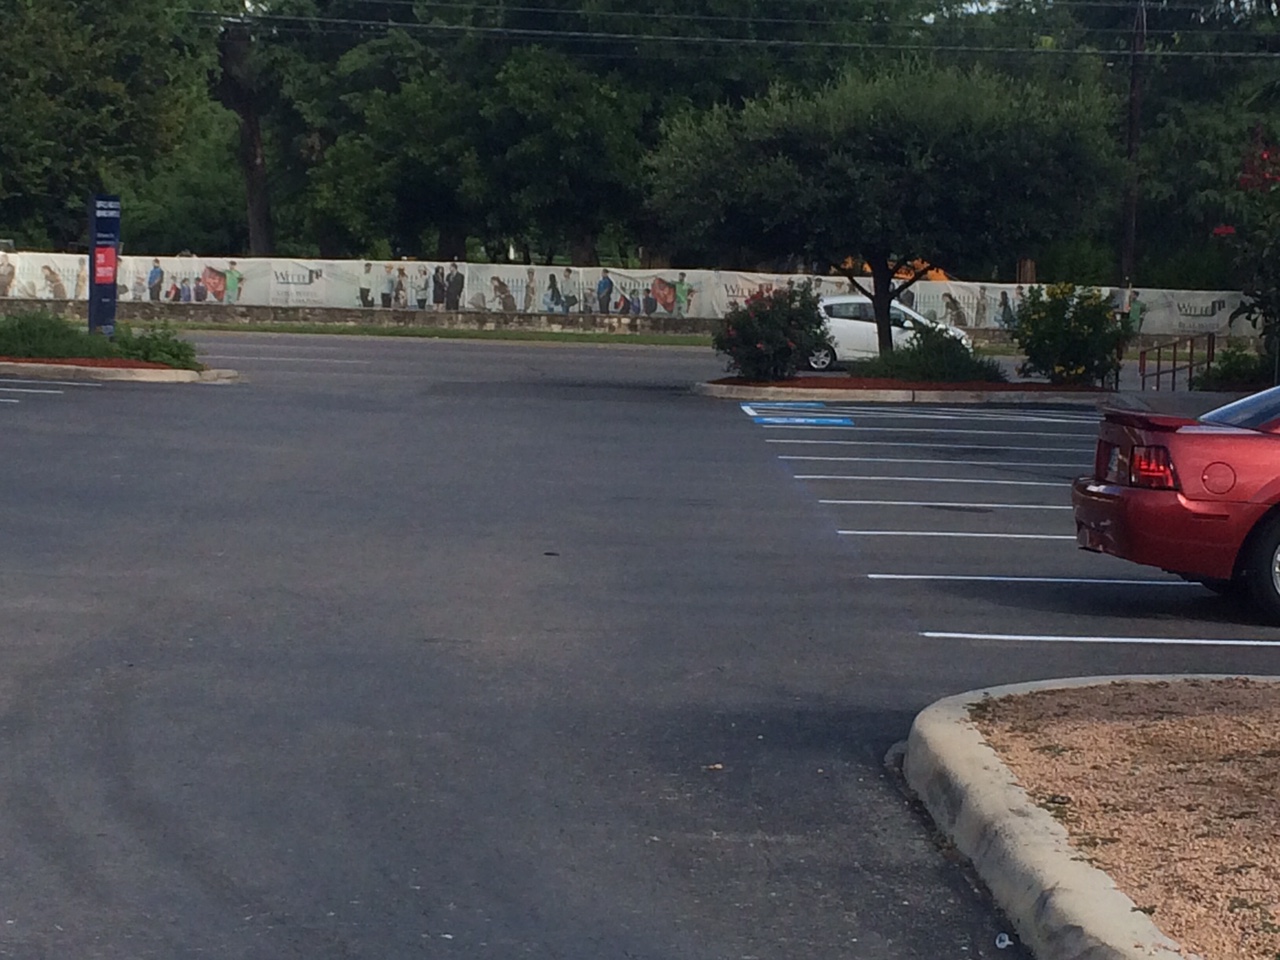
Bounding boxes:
[648,63,1117,349]
[0,0,1277,296]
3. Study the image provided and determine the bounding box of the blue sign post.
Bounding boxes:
[88,195,121,337]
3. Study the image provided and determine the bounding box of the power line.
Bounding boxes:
[186,11,1280,57]
[295,0,1268,35]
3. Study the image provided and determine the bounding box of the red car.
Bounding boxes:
[1073,387,1280,620]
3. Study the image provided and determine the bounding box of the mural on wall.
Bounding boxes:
[0,250,1244,337]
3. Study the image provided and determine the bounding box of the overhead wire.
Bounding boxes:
[184,10,1280,57]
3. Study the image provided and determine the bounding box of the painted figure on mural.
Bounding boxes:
[543,273,564,312]
[0,253,14,297]
[42,265,68,300]
[194,275,208,302]
[998,290,1015,327]
[942,292,968,327]
[224,261,244,303]
[74,262,88,300]
[415,266,430,310]
[561,268,578,313]
[974,286,989,328]
[673,272,694,317]
[596,268,614,314]
[432,265,447,311]
[381,264,395,308]
[523,268,538,313]
[148,259,164,301]
[359,262,374,308]
[445,263,464,311]
[394,266,409,308]
[490,276,517,312]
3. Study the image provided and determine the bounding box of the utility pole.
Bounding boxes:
[1119,0,1147,291]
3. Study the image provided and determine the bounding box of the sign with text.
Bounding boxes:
[88,195,121,335]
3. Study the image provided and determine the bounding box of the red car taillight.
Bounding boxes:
[1129,445,1178,490]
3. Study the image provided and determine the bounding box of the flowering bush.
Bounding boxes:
[1010,283,1133,387]
[712,283,828,381]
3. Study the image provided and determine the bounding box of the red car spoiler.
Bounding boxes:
[1098,408,1197,432]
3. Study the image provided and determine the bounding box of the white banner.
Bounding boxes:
[0,250,1246,338]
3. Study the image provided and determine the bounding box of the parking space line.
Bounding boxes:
[921,632,1279,648]
[797,475,1066,487]
[839,531,1075,540]
[869,574,1194,586]
[0,387,64,395]
[769,440,1093,453]
[764,425,1097,438]
[0,378,101,388]
[821,499,1071,510]
[817,409,1100,426]
[782,456,1085,468]
[0,398,17,404]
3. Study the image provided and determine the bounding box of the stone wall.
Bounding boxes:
[2,299,718,336]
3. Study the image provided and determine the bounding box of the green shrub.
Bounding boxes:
[113,323,201,370]
[0,311,200,369]
[847,324,1007,383]
[1010,283,1133,387]
[0,310,115,359]
[713,283,827,381]
[1191,339,1275,392]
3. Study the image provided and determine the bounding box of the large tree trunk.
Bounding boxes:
[215,23,274,256]
[240,110,274,256]
[868,254,896,354]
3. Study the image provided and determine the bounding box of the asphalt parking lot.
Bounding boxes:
[743,397,1280,653]
[2,334,1277,960]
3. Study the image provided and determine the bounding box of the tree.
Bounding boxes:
[647,62,1117,352]
[0,0,210,247]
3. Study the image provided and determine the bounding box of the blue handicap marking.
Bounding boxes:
[752,416,855,426]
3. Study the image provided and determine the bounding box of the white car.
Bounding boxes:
[808,294,972,370]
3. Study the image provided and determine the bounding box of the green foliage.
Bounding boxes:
[0,311,114,358]
[113,323,201,370]
[712,283,826,381]
[1191,339,1275,392]
[1225,185,1280,360]
[0,311,200,369]
[0,0,213,247]
[1011,284,1133,387]
[648,62,1117,352]
[847,325,1008,383]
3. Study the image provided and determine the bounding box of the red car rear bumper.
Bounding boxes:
[1071,476,1263,581]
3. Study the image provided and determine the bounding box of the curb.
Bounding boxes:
[693,381,1109,406]
[903,674,1280,960]
[0,361,239,384]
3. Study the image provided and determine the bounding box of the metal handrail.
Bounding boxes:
[1138,333,1217,391]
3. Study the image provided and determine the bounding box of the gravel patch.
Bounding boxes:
[970,678,1280,960]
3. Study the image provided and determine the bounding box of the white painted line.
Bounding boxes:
[0,386,63,395]
[0,398,18,404]
[0,378,101,388]
[768,439,1093,452]
[764,424,1096,437]
[821,408,1099,425]
[839,531,1075,540]
[797,475,1066,487]
[781,455,1085,468]
[921,632,1280,648]
[740,404,758,417]
[821,499,1072,510]
[869,574,1195,586]
[199,355,373,364]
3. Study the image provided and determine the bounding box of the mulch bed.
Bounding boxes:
[711,375,1109,392]
[0,356,173,369]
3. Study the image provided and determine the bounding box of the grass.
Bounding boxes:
[166,320,713,347]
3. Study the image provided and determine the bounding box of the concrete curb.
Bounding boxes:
[903,674,1280,960]
[0,361,239,384]
[693,381,1108,405]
